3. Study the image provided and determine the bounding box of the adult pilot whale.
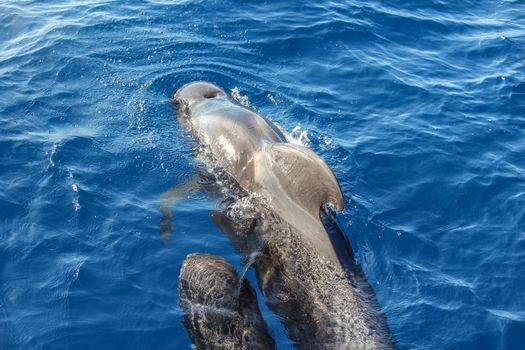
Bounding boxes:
[171,81,396,349]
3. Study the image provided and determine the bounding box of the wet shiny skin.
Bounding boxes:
[174,82,394,349]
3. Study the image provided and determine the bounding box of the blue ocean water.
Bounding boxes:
[1,0,524,349]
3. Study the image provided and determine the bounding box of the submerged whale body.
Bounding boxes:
[179,253,275,350]
[171,81,396,349]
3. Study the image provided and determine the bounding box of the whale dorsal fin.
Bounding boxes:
[263,143,344,217]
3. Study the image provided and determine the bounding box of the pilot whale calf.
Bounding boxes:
[179,253,275,350]
[171,81,396,349]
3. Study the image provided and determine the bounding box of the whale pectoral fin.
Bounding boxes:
[158,174,201,245]
[158,208,172,245]
[265,143,345,216]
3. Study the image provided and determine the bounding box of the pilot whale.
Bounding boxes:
[179,253,275,350]
[170,81,396,349]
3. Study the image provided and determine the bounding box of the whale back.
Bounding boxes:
[174,83,285,181]
[179,253,275,350]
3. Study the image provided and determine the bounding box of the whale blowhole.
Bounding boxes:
[204,91,219,99]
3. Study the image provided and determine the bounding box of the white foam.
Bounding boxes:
[230,87,250,106]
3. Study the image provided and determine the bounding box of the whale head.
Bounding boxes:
[173,81,227,108]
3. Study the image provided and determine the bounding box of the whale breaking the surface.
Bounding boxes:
[165,82,396,349]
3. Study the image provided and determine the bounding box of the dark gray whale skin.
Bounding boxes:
[179,253,275,350]
[173,82,396,350]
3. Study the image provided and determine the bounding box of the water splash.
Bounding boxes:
[230,87,250,107]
